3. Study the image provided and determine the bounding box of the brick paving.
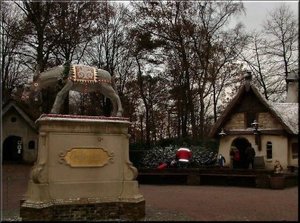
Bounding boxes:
[1,164,298,221]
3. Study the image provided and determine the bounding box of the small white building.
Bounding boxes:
[209,71,298,170]
[2,100,38,163]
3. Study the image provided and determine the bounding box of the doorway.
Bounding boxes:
[231,137,250,169]
[2,136,23,163]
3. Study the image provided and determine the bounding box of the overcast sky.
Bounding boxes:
[236,1,299,31]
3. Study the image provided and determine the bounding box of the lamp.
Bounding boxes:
[218,128,227,137]
[251,120,259,134]
[251,119,262,150]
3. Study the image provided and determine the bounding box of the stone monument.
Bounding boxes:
[20,114,145,221]
[20,64,145,221]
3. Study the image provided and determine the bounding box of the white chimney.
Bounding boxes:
[286,70,299,103]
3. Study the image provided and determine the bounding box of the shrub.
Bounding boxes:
[139,145,218,168]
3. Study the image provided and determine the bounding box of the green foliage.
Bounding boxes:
[133,145,218,168]
[129,138,219,168]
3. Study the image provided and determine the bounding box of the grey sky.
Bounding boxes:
[236,1,299,31]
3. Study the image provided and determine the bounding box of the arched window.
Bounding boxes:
[266,141,272,160]
[28,140,35,150]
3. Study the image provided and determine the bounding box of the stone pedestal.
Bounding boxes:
[20,114,145,221]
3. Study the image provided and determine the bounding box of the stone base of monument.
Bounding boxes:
[20,114,145,221]
[20,200,145,221]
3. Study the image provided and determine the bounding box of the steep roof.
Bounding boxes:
[209,84,299,137]
[2,100,37,131]
[270,102,298,134]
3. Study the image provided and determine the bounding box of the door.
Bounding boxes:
[2,136,23,163]
[231,137,250,169]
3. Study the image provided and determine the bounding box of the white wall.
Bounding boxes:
[218,134,292,170]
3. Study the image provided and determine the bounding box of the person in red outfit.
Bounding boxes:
[176,142,192,168]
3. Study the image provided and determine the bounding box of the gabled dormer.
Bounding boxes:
[209,72,298,138]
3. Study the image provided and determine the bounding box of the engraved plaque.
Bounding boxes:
[64,148,113,167]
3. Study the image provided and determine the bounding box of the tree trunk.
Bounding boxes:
[136,56,150,148]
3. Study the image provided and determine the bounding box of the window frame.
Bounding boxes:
[266,141,272,160]
[246,112,257,128]
[291,142,298,159]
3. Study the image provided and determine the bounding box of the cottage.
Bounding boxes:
[2,100,38,163]
[209,71,298,170]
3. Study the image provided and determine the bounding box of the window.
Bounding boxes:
[266,141,272,159]
[28,141,35,150]
[246,112,256,128]
[291,143,298,159]
[11,117,17,122]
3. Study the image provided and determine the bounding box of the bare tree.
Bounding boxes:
[15,1,104,113]
[52,1,101,64]
[263,4,298,85]
[81,2,134,116]
[15,1,60,71]
[190,1,246,131]
[131,1,245,140]
[239,4,298,102]
[15,1,63,112]
[203,23,247,123]
[131,1,200,139]
[51,1,102,114]
[128,29,166,147]
[240,32,286,101]
[1,2,30,102]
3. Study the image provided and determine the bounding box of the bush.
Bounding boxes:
[139,145,218,168]
[140,146,177,168]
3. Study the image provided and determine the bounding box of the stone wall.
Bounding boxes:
[224,112,283,130]
[224,113,245,129]
[258,113,283,129]
[20,200,145,221]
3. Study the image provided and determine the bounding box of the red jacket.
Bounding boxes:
[176,148,192,162]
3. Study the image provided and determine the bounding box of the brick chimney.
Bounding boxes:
[244,71,252,92]
[286,70,299,103]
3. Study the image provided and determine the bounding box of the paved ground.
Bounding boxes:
[1,164,298,221]
[140,185,298,221]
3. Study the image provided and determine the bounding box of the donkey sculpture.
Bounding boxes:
[22,64,123,116]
